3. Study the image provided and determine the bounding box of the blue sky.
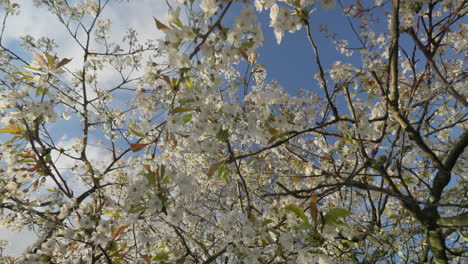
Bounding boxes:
[257,4,355,94]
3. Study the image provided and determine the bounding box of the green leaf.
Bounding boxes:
[324,208,352,226]
[128,126,147,138]
[12,70,30,78]
[23,65,43,74]
[128,206,146,214]
[0,123,21,135]
[208,162,223,179]
[153,252,169,261]
[216,129,229,142]
[356,0,363,8]
[217,165,228,182]
[162,175,171,184]
[172,19,183,28]
[105,210,115,216]
[285,204,310,229]
[142,172,156,185]
[44,52,55,68]
[182,114,192,123]
[0,128,19,134]
[35,86,43,97]
[266,126,282,138]
[44,153,52,164]
[171,107,192,114]
[241,40,255,49]
[185,78,194,88]
[18,158,35,164]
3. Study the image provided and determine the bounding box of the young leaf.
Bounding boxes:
[128,206,146,213]
[161,75,172,86]
[142,256,151,264]
[44,52,56,68]
[56,58,72,68]
[129,143,151,152]
[153,252,169,261]
[142,172,156,185]
[33,52,46,64]
[23,65,43,74]
[171,107,192,114]
[356,0,363,8]
[323,208,352,226]
[26,163,41,172]
[128,126,147,138]
[208,162,223,178]
[217,165,228,179]
[0,127,18,134]
[310,195,319,228]
[0,123,21,135]
[249,53,259,64]
[185,78,194,88]
[237,48,249,61]
[35,86,44,97]
[182,114,192,123]
[172,19,183,28]
[112,225,129,240]
[216,129,229,142]
[266,126,282,137]
[153,17,170,31]
[12,70,30,78]
[241,40,255,49]
[267,135,278,145]
[285,204,310,229]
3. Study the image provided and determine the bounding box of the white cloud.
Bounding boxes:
[0,134,115,256]
[3,0,167,92]
[43,134,113,192]
[0,229,36,256]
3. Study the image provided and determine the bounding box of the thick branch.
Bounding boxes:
[437,212,468,227]
[429,131,468,204]
[388,0,400,107]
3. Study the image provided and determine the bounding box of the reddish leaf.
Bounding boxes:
[33,52,46,64]
[310,195,319,229]
[153,17,170,31]
[0,123,21,135]
[129,143,151,152]
[56,58,72,68]
[170,107,192,114]
[142,255,151,264]
[112,225,129,240]
[249,53,259,64]
[26,163,41,172]
[237,48,249,61]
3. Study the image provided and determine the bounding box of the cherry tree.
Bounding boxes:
[0,0,466,263]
